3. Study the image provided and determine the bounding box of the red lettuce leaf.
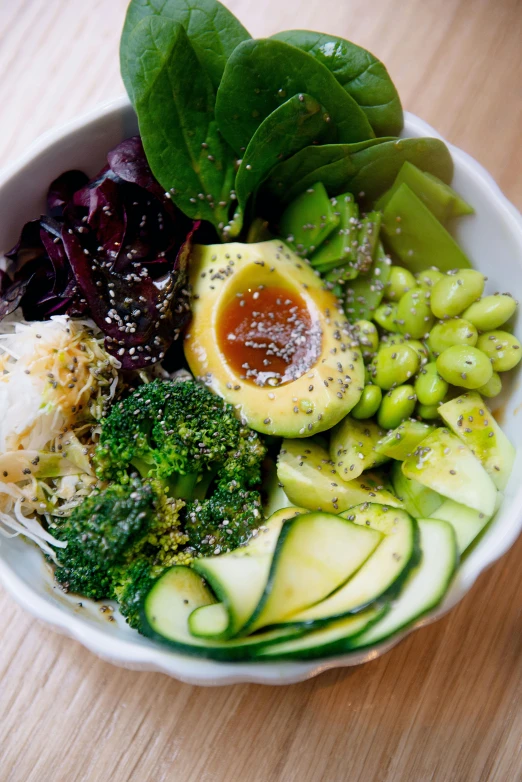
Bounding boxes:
[1,137,198,367]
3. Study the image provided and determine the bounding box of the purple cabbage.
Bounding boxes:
[1,137,198,368]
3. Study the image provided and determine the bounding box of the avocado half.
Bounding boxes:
[184,240,364,438]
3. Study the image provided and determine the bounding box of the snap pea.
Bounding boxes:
[416,402,441,420]
[377,385,416,429]
[353,319,379,359]
[477,371,502,398]
[372,343,420,390]
[416,268,444,288]
[384,266,416,301]
[430,270,485,318]
[396,287,434,339]
[374,302,398,331]
[414,361,449,405]
[463,294,517,331]
[436,345,493,389]
[476,330,522,372]
[428,317,478,355]
[351,384,383,419]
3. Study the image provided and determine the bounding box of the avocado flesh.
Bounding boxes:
[184,240,365,437]
[277,438,402,513]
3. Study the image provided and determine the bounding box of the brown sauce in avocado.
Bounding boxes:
[218,285,322,387]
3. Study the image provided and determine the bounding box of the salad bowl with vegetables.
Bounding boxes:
[0,1,521,685]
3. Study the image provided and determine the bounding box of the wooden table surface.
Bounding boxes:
[1,1,521,780]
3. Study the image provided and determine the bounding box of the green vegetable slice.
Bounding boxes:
[141,566,307,660]
[189,507,304,640]
[235,94,336,217]
[126,18,236,232]
[243,511,383,633]
[438,392,515,491]
[253,604,387,660]
[350,518,458,649]
[272,30,403,136]
[391,460,443,518]
[121,0,251,96]
[215,38,374,154]
[429,498,493,555]
[401,427,498,516]
[280,504,419,627]
[277,438,403,512]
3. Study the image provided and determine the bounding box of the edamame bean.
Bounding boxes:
[428,318,478,355]
[384,266,416,301]
[463,294,517,331]
[396,287,434,338]
[415,268,444,288]
[381,333,428,365]
[372,343,420,390]
[353,319,379,359]
[351,384,383,419]
[414,361,449,405]
[476,330,522,371]
[374,303,398,331]
[431,270,485,318]
[416,402,441,420]
[436,345,493,389]
[477,371,502,398]
[377,385,417,429]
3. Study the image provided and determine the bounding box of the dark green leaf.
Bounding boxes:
[127,17,236,231]
[215,39,374,154]
[121,0,250,97]
[272,30,403,136]
[235,93,337,216]
[263,137,453,207]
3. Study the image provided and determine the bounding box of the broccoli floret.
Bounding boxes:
[94,379,247,489]
[110,559,159,630]
[53,477,190,611]
[58,379,268,622]
[185,486,263,557]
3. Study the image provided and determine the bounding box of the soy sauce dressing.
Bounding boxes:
[218,285,322,387]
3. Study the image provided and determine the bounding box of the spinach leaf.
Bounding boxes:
[272,30,403,137]
[127,17,236,232]
[215,39,374,155]
[235,93,337,217]
[121,0,250,97]
[262,137,453,207]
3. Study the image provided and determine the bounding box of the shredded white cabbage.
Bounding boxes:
[0,315,122,557]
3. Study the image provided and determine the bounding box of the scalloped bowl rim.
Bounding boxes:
[0,96,521,686]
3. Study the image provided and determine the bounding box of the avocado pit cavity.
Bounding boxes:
[218,285,322,386]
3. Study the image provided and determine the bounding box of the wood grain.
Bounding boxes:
[0,1,521,780]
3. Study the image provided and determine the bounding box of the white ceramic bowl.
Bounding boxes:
[0,96,521,686]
